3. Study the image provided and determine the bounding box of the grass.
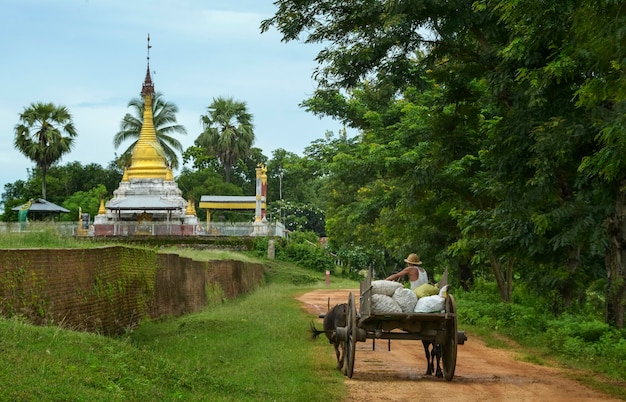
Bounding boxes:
[0,317,191,400]
[3,237,624,400]
[456,296,626,400]
[159,247,260,263]
[127,283,347,401]
[0,249,353,401]
[0,228,96,248]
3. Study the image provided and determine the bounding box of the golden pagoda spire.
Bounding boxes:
[185,197,197,216]
[97,197,106,214]
[126,34,168,180]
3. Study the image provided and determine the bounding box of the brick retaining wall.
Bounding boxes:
[0,247,264,334]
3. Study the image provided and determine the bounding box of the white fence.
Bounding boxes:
[0,221,287,237]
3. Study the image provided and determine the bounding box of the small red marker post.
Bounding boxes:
[325,270,330,285]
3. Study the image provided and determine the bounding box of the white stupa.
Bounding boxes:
[93,35,197,236]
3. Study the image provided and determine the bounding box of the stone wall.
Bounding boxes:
[0,247,265,334]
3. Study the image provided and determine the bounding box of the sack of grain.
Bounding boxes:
[414,294,445,313]
[414,283,439,299]
[371,280,404,296]
[371,294,402,314]
[392,287,418,313]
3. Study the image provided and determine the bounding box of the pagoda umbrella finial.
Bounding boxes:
[147,33,152,62]
[142,34,154,96]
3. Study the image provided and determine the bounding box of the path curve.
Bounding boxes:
[297,288,622,402]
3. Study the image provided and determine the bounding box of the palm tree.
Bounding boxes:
[113,91,186,169]
[197,97,255,183]
[14,102,78,200]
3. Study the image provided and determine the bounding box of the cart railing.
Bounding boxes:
[358,267,450,319]
[359,271,373,317]
[336,267,467,381]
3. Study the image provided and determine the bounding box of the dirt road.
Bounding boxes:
[297,288,622,402]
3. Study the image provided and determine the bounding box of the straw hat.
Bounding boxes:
[404,253,422,265]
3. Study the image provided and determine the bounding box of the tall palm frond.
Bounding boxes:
[14,102,77,199]
[113,92,186,169]
[197,97,255,182]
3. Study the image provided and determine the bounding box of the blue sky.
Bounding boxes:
[0,0,346,197]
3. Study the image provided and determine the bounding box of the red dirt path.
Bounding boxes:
[297,288,623,402]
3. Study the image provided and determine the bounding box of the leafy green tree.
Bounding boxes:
[262,0,618,321]
[60,184,108,222]
[113,92,186,169]
[268,200,325,235]
[265,148,290,205]
[48,162,122,199]
[562,0,626,326]
[1,161,123,222]
[20,161,123,208]
[197,97,255,183]
[182,145,222,172]
[14,102,78,200]
[230,147,268,196]
[267,146,324,206]
[1,180,36,221]
[176,167,245,222]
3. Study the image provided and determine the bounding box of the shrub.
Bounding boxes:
[253,232,336,273]
[284,241,335,272]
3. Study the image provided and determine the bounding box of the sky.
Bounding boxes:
[0,0,348,197]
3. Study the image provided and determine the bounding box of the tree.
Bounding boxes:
[1,161,123,222]
[230,147,268,195]
[176,167,246,222]
[14,102,78,200]
[262,0,622,325]
[60,184,108,222]
[113,92,186,169]
[1,180,34,221]
[197,97,255,183]
[554,1,626,326]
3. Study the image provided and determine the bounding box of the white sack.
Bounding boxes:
[371,280,404,296]
[414,295,445,313]
[392,287,418,313]
[371,294,402,314]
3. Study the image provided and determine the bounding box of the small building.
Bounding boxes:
[12,198,70,222]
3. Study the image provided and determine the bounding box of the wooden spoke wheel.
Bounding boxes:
[342,292,357,378]
[442,294,458,381]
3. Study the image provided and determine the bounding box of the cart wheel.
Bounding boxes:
[343,292,357,378]
[442,294,458,381]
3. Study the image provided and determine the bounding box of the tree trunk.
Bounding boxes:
[459,259,474,291]
[42,167,47,200]
[224,164,232,183]
[489,254,513,302]
[561,247,581,310]
[605,180,626,328]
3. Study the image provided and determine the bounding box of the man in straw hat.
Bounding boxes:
[386,253,429,290]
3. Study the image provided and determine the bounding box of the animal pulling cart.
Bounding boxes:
[334,270,467,381]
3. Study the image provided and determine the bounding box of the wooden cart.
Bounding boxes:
[335,271,467,381]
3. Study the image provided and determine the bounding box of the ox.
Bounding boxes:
[310,303,348,370]
[423,340,443,377]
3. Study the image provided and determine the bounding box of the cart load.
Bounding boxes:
[335,270,467,381]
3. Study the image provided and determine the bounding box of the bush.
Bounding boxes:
[284,241,335,272]
[457,281,626,382]
[546,316,610,344]
[252,232,336,273]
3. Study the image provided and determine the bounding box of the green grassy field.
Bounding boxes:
[2,233,625,400]
[0,246,354,401]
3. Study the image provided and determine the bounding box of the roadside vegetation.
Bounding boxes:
[0,237,354,401]
[0,227,98,248]
[456,280,626,399]
[1,233,626,399]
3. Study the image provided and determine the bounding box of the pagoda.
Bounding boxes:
[93,35,198,236]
